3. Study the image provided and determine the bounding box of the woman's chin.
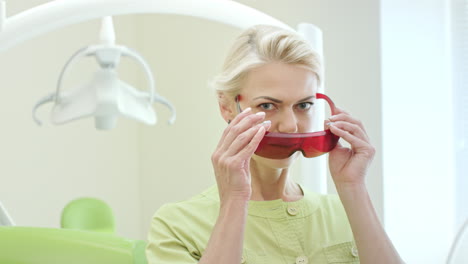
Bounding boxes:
[252,151,300,169]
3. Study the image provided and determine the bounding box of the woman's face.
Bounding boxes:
[236,62,319,167]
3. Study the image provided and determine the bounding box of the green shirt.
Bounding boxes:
[146,185,360,264]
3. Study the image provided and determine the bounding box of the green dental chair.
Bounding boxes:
[0,197,147,264]
[61,197,116,234]
[0,226,147,264]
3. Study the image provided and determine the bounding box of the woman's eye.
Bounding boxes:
[258,103,275,111]
[296,102,313,110]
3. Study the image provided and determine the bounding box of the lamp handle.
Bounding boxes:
[32,46,90,126]
[121,46,176,124]
[120,47,155,102]
[55,46,92,103]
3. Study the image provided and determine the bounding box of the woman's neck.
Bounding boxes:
[249,160,303,202]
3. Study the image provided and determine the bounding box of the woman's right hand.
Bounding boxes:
[211,107,270,203]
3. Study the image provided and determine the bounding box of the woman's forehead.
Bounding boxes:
[242,63,318,99]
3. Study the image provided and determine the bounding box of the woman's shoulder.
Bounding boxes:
[153,185,220,220]
[148,186,220,258]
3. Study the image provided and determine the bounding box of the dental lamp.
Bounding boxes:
[32,16,176,130]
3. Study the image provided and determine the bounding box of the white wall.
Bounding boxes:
[381,0,455,263]
[0,1,143,239]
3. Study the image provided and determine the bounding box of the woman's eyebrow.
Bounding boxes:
[252,95,316,103]
[297,96,315,102]
[252,96,282,103]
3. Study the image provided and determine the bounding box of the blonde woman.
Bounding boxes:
[146,25,404,264]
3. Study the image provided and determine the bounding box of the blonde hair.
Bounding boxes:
[212,24,323,104]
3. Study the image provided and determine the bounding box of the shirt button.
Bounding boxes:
[287,206,298,216]
[241,256,246,263]
[295,255,308,264]
[351,246,359,257]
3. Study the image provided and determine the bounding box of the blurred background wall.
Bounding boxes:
[2,1,458,263]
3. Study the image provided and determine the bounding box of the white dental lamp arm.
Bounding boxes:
[0,0,292,53]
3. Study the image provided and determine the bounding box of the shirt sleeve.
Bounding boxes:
[146,205,199,264]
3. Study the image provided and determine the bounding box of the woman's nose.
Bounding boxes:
[277,109,298,133]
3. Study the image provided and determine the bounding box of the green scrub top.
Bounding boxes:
[146,185,360,264]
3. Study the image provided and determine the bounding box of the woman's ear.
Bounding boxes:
[218,93,235,124]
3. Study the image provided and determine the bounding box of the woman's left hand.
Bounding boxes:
[327,107,375,186]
